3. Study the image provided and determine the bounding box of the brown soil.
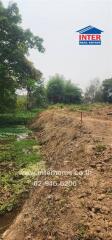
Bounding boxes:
[2,108,112,240]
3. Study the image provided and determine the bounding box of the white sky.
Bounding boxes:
[3,0,112,89]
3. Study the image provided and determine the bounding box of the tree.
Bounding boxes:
[23,60,42,110]
[32,79,47,108]
[64,80,82,103]
[46,74,82,104]
[84,79,102,103]
[102,78,112,103]
[0,64,16,112]
[0,1,45,112]
[46,74,65,103]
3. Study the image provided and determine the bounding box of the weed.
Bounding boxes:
[0,113,42,214]
[95,144,106,152]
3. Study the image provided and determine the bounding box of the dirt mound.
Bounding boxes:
[2,109,112,240]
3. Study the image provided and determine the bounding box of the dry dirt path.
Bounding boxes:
[76,116,112,144]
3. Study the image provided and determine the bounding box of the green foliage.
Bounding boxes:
[84,79,103,103]
[16,95,27,111]
[0,126,31,138]
[46,74,82,104]
[48,103,109,113]
[68,103,109,112]
[77,223,87,239]
[0,1,44,112]
[29,79,48,108]
[84,78,112,104]
[0,110,42,126]
[64,80,82,103]
[11,139,41,166]
[0,130,40,165]
[102,78,112,103]
[0,123,42,214]
[46,74,65,103]
[0,65,17,112]
[69,104,92,112]
[95,143,106,152]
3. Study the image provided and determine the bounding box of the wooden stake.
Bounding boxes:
[81,111,83,124]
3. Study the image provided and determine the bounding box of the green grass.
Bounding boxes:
[0,126,30,134]
[12,139,41,166]
[0,128,42,214]
[0,137,41,164]
[0,172,33,214]
[68,103,109,112]
[0,110,43,215]
[0,109,43,126]
[48,103,109,112]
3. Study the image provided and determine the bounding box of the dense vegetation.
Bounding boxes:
[0,1,44,112]
[0,111,43,215]
[84,78,112,103]
[46,74,82,104]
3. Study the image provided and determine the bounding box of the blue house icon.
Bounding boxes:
[77,26,103,45]
[77,25,103,34]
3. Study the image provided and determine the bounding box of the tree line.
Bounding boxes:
[0,1,112,113]
[46,76,112,105]
[84,78,112,104]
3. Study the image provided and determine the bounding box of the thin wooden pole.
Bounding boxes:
[81,111,83,124]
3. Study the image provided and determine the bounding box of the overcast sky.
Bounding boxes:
[3,0,112,89]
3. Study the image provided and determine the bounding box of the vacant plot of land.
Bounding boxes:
[2,106,112,240]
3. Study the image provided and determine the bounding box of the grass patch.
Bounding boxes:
[0,126,30,134]
[75,223,88,239]
[68,103,109,112]
[0,111,43,215]
[13,139,41,166]
[0,172,32,214]
[0,109,43,126]
[95,143,106,153]
[48,103,109,112]
[0,138,41,165]
[0,132,41,214]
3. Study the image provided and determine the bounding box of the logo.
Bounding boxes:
[77,26,103,45]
